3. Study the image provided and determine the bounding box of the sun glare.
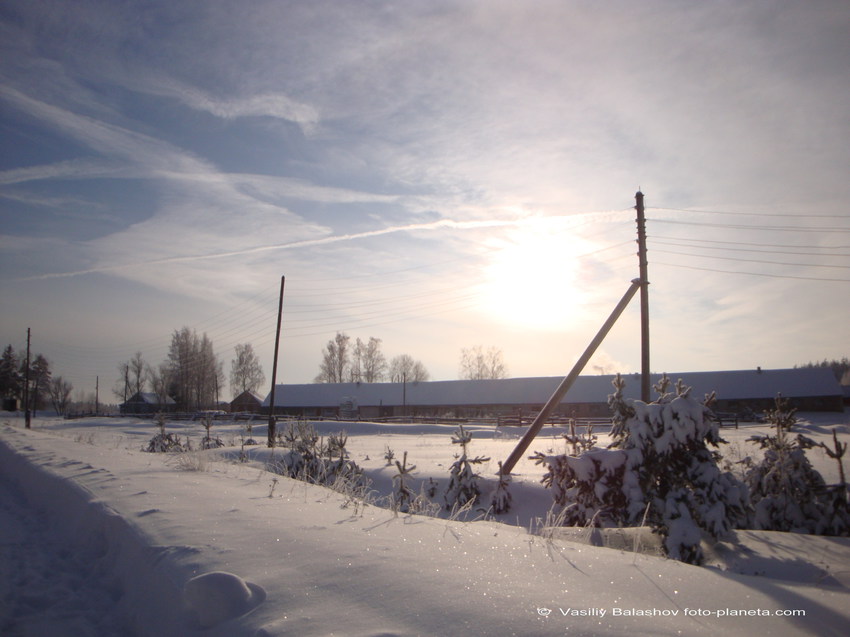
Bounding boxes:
[482,225,592,330]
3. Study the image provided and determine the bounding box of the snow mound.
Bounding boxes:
[183,571,266,628]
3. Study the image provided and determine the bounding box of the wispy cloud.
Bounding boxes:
[0,158,126,185]
[135,78,321,133]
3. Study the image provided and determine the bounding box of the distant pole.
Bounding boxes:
[636,191,651,402]
[24,328,31,429]
[502,279,642,475]
[95,376,99,416]
[267,275,286,447]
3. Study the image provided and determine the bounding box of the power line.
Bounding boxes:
[653,247,850,270]
[654,261,850,283]
[648,218,850,233]
[652,240,850,259]
[648,235,850,251]
[650,206,849,219]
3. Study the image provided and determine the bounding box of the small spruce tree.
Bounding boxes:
[744,396,849,536]
[444,424,490,511]
[490,461,512,515]
[532,374,749,564]
[392,451,417,513]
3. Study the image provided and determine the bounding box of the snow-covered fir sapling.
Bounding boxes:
[243,421,256,446]
[444,424,490,511]
[145,413,185,453]
[384,445,395,465]
[822,430,847,489]
[199,413,224,450]
[268,421,366,494]
[563,418,597,456]
[490,461,512,515]
[744,396,849,536]
[425,477,439,499]
[327,431,348,459]
[532,373,749,564]
[764,393,797,431]
[392,451,417,513]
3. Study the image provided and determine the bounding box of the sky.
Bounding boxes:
[2,0,849,402]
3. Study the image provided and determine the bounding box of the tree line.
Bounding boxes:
[314,333,429,383]
[1,345,74,416]
[796,357,850,384]
[313,332,509,383]
[114,328,266,412]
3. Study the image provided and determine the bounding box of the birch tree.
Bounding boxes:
[315,332,351,383]
[230,343,265,396]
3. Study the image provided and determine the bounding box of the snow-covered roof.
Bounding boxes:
[125,392,176,405]
[231,390,264,403]
[262,367,842,408]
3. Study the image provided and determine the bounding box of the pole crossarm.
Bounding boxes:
[501,279,642,475]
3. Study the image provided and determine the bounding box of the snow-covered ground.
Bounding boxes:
[1,411,848,636]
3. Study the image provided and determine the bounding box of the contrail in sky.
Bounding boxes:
[20,211,627,281]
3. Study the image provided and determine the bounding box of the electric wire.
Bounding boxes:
[649,206,850,219]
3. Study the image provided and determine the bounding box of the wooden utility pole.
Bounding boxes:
[635,191,651,402]
[267,275,285,447]
[95,376,99,416]
[24,328,31,429]
[502,279,642,475]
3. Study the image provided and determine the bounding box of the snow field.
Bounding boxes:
[1,413,849,636]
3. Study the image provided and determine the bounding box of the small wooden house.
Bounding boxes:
[230,390,264,414]
[120,392,176,415]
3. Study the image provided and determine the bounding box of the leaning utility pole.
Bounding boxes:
[267,275,285,447]
[635,191,651,402]
[502,279,642,475]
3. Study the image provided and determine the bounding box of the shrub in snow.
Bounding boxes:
[532,374,749,564]
[444,424,490,511]
[145,432,186,453]
[744,397,849,536]
[269,421,365,492]
[145,413,187,452]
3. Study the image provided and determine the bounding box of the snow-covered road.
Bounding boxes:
[0,473,132,636]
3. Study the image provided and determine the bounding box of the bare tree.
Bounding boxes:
[353,337,387,383]
[459,345,507,380]
[315,332,351,383]
[129,351,147,396]
[230,343,265,396]
[148,362,171,408]
[166,327,222,410]
[388,354,430,382]
[48,376,73,416]
[114,361,130,403]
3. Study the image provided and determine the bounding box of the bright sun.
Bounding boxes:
[482,226,593,330]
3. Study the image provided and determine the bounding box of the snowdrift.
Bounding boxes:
[1,418,849,636]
